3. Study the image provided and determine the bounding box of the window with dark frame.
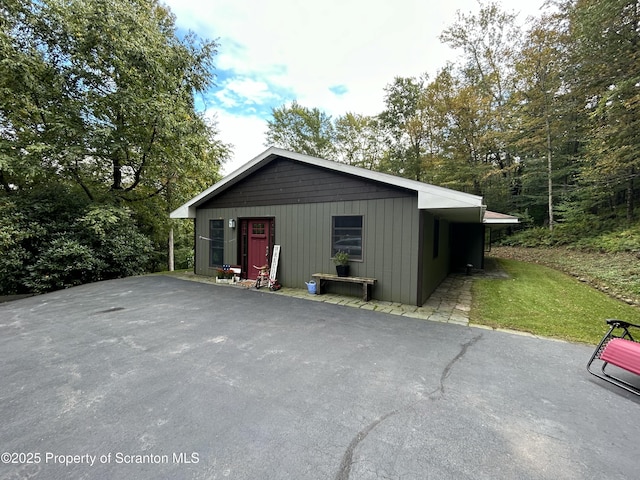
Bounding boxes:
[209,219,224,267]
[332,215,363,261]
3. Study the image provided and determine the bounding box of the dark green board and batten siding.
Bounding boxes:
[199,157,415,208]
[420,211,450,304]
[195,157,450,306]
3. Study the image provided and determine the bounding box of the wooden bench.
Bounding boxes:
[587,319,640,395]
[312,273,377,301]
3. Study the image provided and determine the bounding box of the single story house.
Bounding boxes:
[170,147,518,306]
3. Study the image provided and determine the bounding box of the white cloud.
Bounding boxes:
[213,89,238,109]
[164,0,546,169]
[214,77,279,109]
[208,110,269,174]
[227,78,274,104]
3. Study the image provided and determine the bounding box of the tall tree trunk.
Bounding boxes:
[112,156,123,190]
[627,171,634,223]
[545,115,554,231]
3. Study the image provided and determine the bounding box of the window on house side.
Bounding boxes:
[332,215,363,261]
[209,219,224,267]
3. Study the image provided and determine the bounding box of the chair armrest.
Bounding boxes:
[606,319,640,330]
[605,319,640,342]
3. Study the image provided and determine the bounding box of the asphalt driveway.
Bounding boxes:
[1,275,638,480]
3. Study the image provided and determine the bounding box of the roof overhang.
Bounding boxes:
[426,206,487,223]
[171,147,490,223]
[483,210,520,228]
[417,187,485,223]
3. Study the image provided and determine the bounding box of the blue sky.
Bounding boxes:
[163,0,546,174]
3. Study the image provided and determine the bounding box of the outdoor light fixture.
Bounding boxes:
[228,218,236,229]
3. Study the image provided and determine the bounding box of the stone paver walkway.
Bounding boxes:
[168,271,477,326]
[273,274,474,326]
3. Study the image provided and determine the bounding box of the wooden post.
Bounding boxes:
[168,227,174,272]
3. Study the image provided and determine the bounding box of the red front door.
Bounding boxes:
[244,219,272,279]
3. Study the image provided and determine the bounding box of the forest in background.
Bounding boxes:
[265,0,640,252]
[1,0,638,295]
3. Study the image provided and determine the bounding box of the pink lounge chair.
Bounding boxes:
[587,319,640,395]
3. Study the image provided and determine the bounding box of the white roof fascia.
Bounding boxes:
[483,210,520,225]
[484,218,520,224]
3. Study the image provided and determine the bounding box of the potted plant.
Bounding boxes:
[333,250,350,277]
[216,267,235,284]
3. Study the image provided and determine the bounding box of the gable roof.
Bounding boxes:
[170,147,488,223]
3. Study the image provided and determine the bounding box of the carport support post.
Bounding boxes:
[168,228,174,272]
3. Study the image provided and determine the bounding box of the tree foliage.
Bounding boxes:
[0,0,227,293]
[265,101,335,158]
[264,0,638,245]
[570,0,640,222]
[334,113,385,170]
[0,0,226,202]
[0,186,152,294]
[508,11,576,229]
[379,76,433,181]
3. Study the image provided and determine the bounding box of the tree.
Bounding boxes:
[265,101,335,158]
[440,1,523,206]
[0,0,226,203]
[334,113,386,170]
[440,0,520,112]
[570,0,640,222]
[0,0,228,291]
[509,12,573,229]
[438,69,497,196]
[379,76,430,181]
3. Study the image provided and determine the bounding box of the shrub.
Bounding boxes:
[77,205,153,278]
[24,237,103,292]
[0,199,33,294]
[500,222,640,255]
[0,186,153,294]
[174,247,194,270]
[575,226,640,254]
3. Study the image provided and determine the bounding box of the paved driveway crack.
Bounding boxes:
[335,333,482,479]
[334,410,399,480]
[436,334,482,397]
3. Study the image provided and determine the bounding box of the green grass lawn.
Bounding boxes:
[471,258,640,344]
